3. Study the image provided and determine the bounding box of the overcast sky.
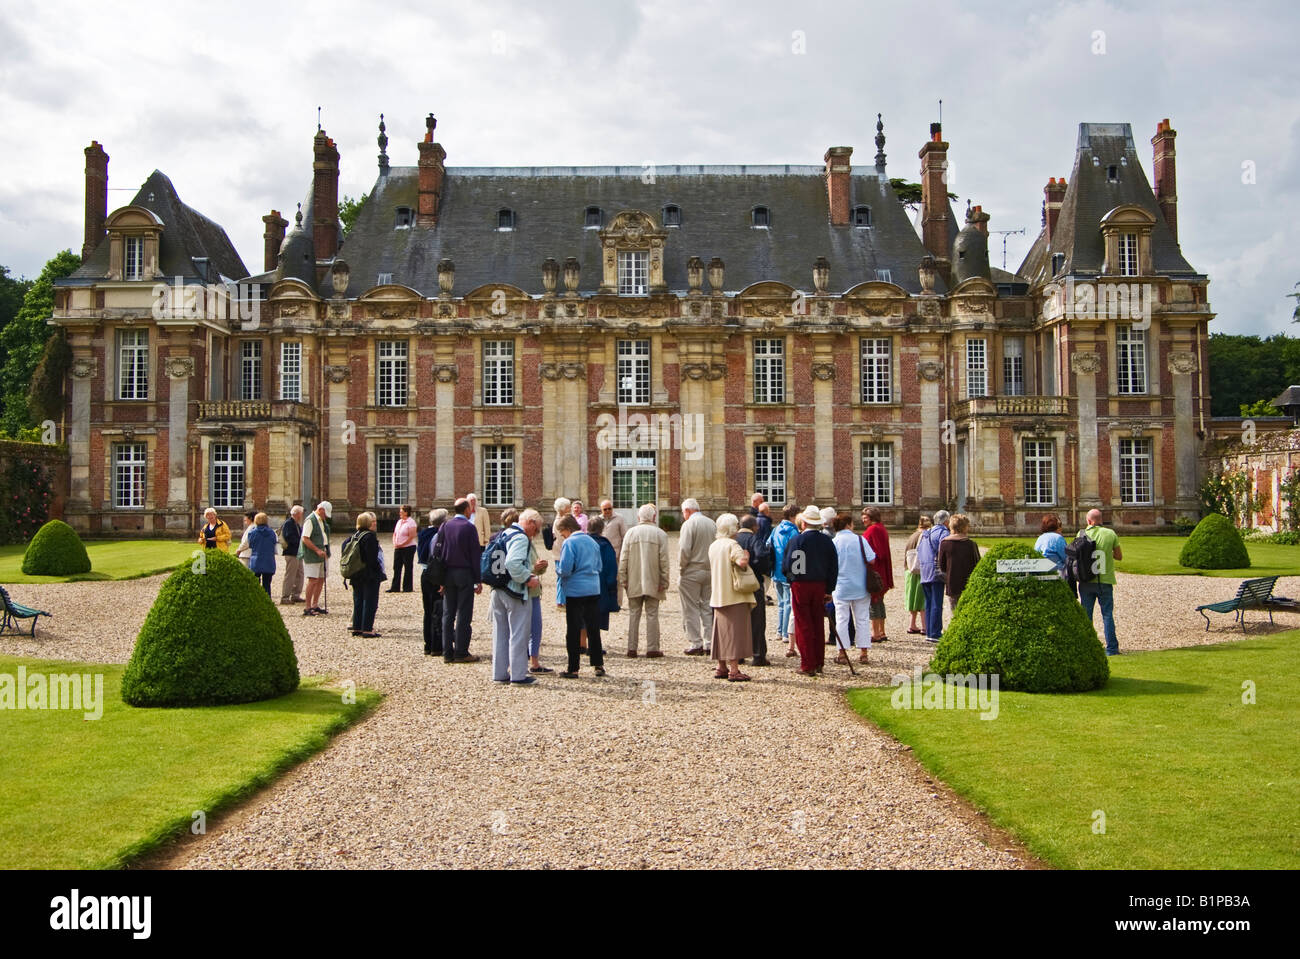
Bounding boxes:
[1,0,1296,335]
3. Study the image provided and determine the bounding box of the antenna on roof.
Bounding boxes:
[991,228,1026,270]
[317,106,322,132]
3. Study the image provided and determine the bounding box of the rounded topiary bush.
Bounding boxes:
[929,541,1109,693]
[1178,513,1250,570]
[21,518,91,575]
[121,549,299,707]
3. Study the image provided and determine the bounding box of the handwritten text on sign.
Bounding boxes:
[995,558,1058,574]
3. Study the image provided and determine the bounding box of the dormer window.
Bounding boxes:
[752,206,770,228]
[662,204,681,227]
[1051,252,1065,276]
[1107,165,1120,183]
[377,272,393,286]
[1098,204,1155,279]
[394,207,413,228]
[125,236,144,281]
[853,206,872,228]
[584,206,603,229]
[497,209,516,231]
[617,251,648,296]
[1118,233,1138,276]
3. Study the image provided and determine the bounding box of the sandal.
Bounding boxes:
[906,627,923,635]
[713,668,730,679]
[835,651,849,665]
[785,649,799,657]
[727,671,751,682]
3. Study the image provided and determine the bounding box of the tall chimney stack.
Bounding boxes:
[1044,177,1067,247]
[83,141,109,260]
[918,122,951,265]
[262,209,288,273]
[417,113,447,227]
[1151,118,1178,243]
[824,146,853,226]
[312,130,340,266]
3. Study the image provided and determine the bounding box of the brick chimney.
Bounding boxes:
[312,130,340,264]
[918,123,951,262]
[971,204,990,235]
[262,209,288,272]
[1152,118,1178,243]
[82,141,109,260]
[417,113,447,227]
[824,146,852,226]
[1044,177,1067,246]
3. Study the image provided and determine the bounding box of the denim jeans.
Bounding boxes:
[774,580,792,639]
[1079,582,1118,653]
[529,595,542,658]
[922,580,946,639]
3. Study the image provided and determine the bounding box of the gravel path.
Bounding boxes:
[5,534,1295,869]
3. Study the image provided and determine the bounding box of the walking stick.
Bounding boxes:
[322,554,328,614]
[829,595,857,676]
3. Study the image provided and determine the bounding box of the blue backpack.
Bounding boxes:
[480,527,524,589]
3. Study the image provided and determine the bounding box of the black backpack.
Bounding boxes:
[1066,530,1098,585]
[751,532,775,577]
[480,527,524,589]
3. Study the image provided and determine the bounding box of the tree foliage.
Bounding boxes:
[1207,332,1300,417]
[889,178,957,212]
[0,251,80,436]
[338,194,368,235]
[0,265,33,373]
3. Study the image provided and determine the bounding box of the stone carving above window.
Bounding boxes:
[681,361,726,381]
[917,359,944,381]
[432,364,459,383]
[324,364,351,384]
[165,356,195,379]
[811,362,836,381]
[539,362,586,381]
[1070,351,1102,374]
[71,356,99,379]
[1167,351,1198,375]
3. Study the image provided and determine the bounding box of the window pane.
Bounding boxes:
[1003,336,1025,396]
[483,341,514,406]
[484,445,515,506]
[754,338,785,404]
[1119,234,1138,276]
[118,329,149,400]
[377,341,408,406]
[280,342,301,401]
[754,444,787,504]
[966,339,987,398]
[240,340,262,401]
[114,443,146,508]
[125,237,143,281]
[377,446,408,507]
[1120,438,1153,505]
[861,442,893,504]
[861,338,891,403]
[211,443,245,509]
[616,339,650,405]
[617,252,648,295]
[1023,440,1055,506]
[1116,325,1147,394]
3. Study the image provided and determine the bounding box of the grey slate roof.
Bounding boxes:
[323,164,941,298]
[67,170,248,283]
[1019,123,1197,285]
[1272,385,1300,410]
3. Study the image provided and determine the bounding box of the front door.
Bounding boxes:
[611,450,657,527]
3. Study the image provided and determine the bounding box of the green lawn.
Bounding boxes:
[0,655,380,868]
[984,535,1299,577]
[0,540,196,583]
[847,633,1299,868]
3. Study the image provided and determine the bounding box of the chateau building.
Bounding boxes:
[51,113,1213,533]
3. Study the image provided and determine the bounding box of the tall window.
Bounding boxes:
[617,251,648,295]
[616,339,650,405]
[1023,440,1056,506]
[612,450,657,510]
[1119,438,1153,505]
[861,442,893,505]
[377,446,408,508]
[754,444,787,504]
[377,341,408,406]
[1003,337,1025,396]
[113,443,146,508]
[966,338,987,398]
[483,340,514,406]
[280,342,302,401]
[1116,325,1147,394]
[1118,233,1138,276]
[124,237,144,281]
[860,337,891,404]
[754,338,785,404]
[211,444,245,509]
[118,329,149,400]
[240,340,262,401]
[483,445,515,506]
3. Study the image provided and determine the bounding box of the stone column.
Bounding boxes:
[677,334,724,510]
[1070,340,1102,504]
[164,354,195,528]
[325,359,351,509]
[1168,345,1200,508]
[812,336,836,503]
[67,350,97,525]
[916,336,945,508]
[433,343,457,502]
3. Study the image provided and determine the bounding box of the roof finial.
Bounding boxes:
[424,113,436,143]
[874,112,887,171]
[317,106,321,132]
[378,113,390,175]
[295,203,303,229]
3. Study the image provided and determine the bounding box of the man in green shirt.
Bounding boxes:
[1078,508,1123,655]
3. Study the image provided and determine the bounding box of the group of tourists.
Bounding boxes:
[197,493,1125,682]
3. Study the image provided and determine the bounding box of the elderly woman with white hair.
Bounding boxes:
[198,507,231,552]
[708,513,757,682]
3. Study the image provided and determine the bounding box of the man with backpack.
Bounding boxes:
[736,514,773,666]
[435,498,484,663]
[486,509,543,685]
[1073,509,1123,656]
[917,509,950,642]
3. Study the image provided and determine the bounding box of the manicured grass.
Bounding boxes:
[0,540,196,583]
[0,655,381,868]
[847,633,1300,868]
[983,534,1299,577]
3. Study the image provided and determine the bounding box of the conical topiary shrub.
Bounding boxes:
[21,519,91,576]
[121,549,299,706]
[1178,513,1250,570]
[929,541,1109,693]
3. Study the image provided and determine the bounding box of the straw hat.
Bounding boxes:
[801,505,824,527]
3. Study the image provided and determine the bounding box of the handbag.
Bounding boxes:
[905,547,919,575]
[731,559,760,593]
[860,536,884,595]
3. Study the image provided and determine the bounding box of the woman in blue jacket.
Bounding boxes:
[768,503,800,658]
[248,512,280,597]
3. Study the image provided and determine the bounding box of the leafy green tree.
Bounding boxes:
[1240,398,1283,417]
[338,193,368,234]
[0,265,33,371]
[889,178,956,212]
[0,250,80,436]
[1207,333,1298,417]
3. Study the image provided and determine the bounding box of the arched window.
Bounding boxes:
[751,206,770,228]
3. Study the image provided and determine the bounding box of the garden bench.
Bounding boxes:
[0,585,51,637]
[1195,576,1282,632]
